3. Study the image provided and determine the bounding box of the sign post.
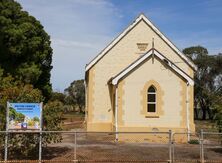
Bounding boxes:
[39,102,43,163]
[4,102,9,161]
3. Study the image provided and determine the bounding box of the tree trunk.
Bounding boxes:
[194,108,198,120]
[207,107,213,120]
[202,107,207,120]
[200,98,207,120]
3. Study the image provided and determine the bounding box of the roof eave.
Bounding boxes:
[85,13,197,72]
[111,49,194,86]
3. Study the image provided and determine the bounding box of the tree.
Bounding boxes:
[183,46,222,120]
[9,108,25,122]
[0,74,64,159]
[33,116,40,122]
[0,0,53,100]
[50,92,66,104]
[0,1,63,158]
[65,79,85,113]
[212,89,222,132]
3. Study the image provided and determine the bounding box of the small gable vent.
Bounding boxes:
[137,43,148,51]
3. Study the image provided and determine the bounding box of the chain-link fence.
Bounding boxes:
[201,132,222,162]
[172,132,200,162]
[0,130,222,163]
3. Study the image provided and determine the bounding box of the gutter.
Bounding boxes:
[186,82,190,141]
[84,80,88,124]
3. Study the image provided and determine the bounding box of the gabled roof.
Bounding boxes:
[85,14,197,72]
[111,48,194,86]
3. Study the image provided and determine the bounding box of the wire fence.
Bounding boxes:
[0,130,222,163]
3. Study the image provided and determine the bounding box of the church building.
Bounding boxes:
[85,14,196,141]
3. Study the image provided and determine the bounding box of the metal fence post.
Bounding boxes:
[39,131,42,163]
[172,133,175,163]
[169,130,172,163]
[4,131,8,162]
[4,102,9,162]
[74,132,77,160]
[200,129,204,163]
[39,102,43,163]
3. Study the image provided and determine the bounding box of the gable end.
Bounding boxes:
[85,14,197,72]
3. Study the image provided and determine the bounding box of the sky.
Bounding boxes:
[10,103,41,119]
[16,0,222,91]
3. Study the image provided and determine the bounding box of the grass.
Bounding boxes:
[188,139,199,144]
[195,120,221,143]
[61,112,85,130]
[195,120,218,133]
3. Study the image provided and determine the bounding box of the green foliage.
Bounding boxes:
[188,139,199,144]
[0,0,53,100]
[212,88,222,132]
[7,100,63,158]
[0,74,44,130]
[43,100,63,131]
[0,75,64,158]
[0,0,63,158]
[50,92,66,104]
[183,46,222,120]
[65,79,85,113]
[42,100,63,145]
[183,46,222,132]
[0,73,44,158]
[183,46,208,60]
[9,108,25,122]
[33,116,40,122]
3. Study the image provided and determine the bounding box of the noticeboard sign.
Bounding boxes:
[7,103,42,130]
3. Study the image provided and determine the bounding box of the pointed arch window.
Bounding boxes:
[147,86,156,112]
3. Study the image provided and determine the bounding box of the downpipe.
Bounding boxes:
[186,82,190,141]
[115,86,118,141]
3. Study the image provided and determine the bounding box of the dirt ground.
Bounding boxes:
[44,143,222,161]
[41,133,222,162]
[43,114,222,162]
[1,114,222,162]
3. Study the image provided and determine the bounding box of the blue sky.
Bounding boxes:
[16,0,222,91]
[10,103,41,119]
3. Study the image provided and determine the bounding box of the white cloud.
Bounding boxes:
[52,38,97,49]
[16,0,122,91]
[14,0,222,91]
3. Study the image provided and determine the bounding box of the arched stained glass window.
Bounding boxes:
[147,86,156,112]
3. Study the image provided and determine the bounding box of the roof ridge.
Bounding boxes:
[85,13,197,72]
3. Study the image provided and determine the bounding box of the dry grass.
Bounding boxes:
[62,112,85,130]
[195,120,218,133]
[1,114,222,162]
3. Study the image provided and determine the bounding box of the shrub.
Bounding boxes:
[188,139,199,144]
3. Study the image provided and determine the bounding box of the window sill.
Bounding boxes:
[145,115,159,118]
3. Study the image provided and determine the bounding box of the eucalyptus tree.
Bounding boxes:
[183,46,222,120]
